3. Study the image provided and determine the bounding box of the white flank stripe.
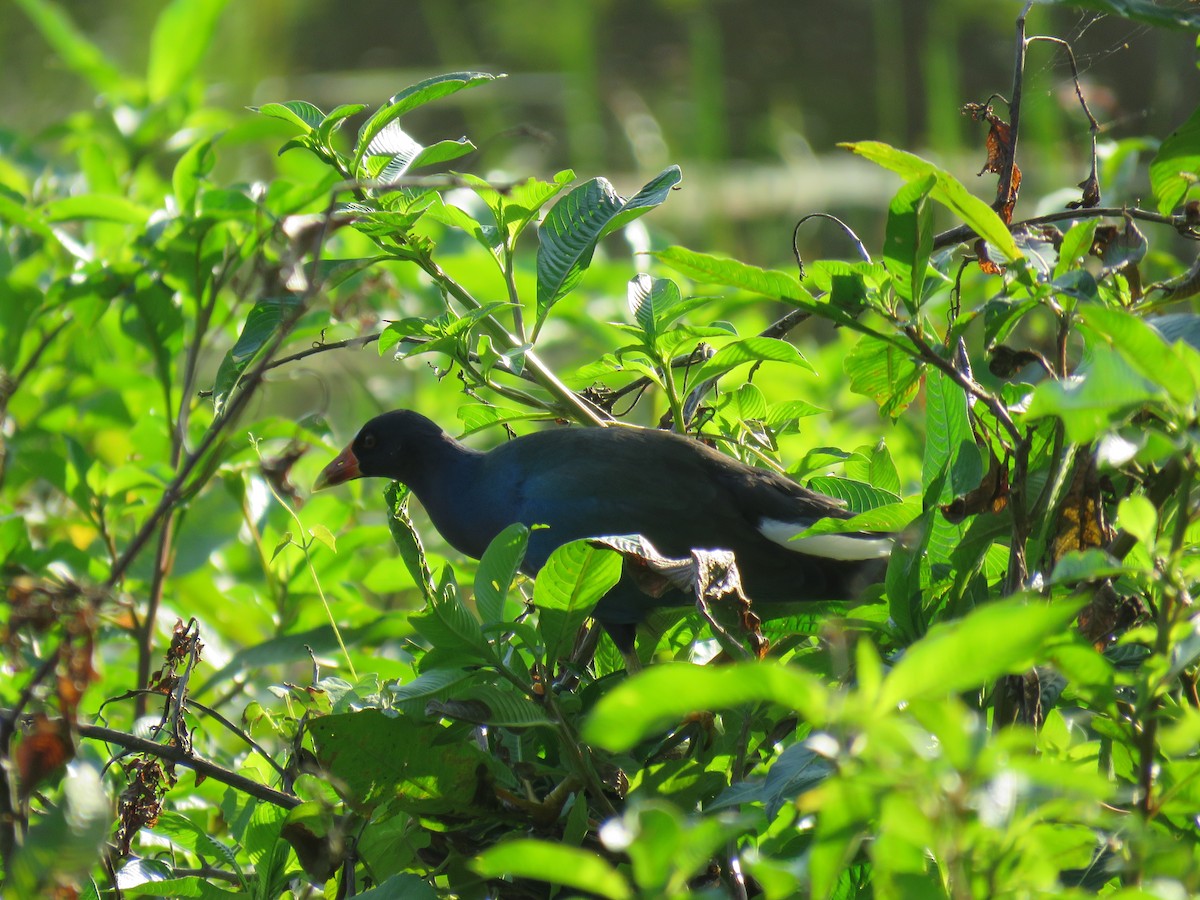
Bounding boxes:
[759,518,894,560]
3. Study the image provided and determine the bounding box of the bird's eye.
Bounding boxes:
[362,433,377,451]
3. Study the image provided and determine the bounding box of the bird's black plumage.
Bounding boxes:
[315,410,891,650]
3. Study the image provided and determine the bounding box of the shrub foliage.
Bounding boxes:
[3,1,1200,897]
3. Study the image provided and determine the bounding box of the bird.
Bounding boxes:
[313,410,892,657]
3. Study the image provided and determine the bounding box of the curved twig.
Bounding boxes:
[792,213,872,279]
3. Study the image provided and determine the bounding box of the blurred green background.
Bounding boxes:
[6,0,1198,262]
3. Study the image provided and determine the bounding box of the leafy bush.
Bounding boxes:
[3,1,1200,897]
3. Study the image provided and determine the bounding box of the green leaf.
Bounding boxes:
[308,523,336,554]
[804,476,902,512]
[1053,219,1099,279]
[390,668,474,704]
[41,194,151,225]
[500,169,576,239]
[307,711,493,816]
[270,533,292,563]
[761,743,835,819]
[147,0,232,102]
[1048,549,1126,584]
[841,141,1022,262]
[362,125,475,183]
[384,483,436,602]
[626,274,682,346]
[172,136,217,217]
[1041,0,1200,30]
[794,499,920,537]
[883,173,937,310]
[867,442,903,496]
[652,245,809,301]
[474,524,529,626]
[536,166,681,328]
[1025,340,1164,442]
[924,368,982,565]
[148,813,241,875]
[254,101,326,134]
[127,279,184,400]
[533,540,622,661]
[880,596,1086,707]
[1118,495,1158,550]
[317,102,368,144]
[690,337,814,386]
[353,72,499,172]
[211,296,301,415]
[844,333,922,417]
[409,573,488,655]
[1150,106,1200,214]
[1078,304,1199,410]
[442,684,552,728]
[583,662,828,752]
[12,0,126,95]
[474,840,632,900]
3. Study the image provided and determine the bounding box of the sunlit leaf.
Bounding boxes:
[841,141,1022,262]
[474,841,631,900]
[536,167,681,329]
[880,595,1086,707]
[147,0,233,102]
[584,662,828,751]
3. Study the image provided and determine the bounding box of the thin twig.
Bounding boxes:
[7,318,73,395]
[71,718,301,810]
[262,333,382,372]
[105,192,345,590]
[1026,35,1101,209]
[792,213,872,278]
[999,3,1033,225]
[903,325,1022,446]
[932,206,1195,252]
[418,257,610,427]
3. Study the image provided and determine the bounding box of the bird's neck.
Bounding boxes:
[406,435,492,559]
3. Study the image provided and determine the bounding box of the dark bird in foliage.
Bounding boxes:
[314,410,892,655]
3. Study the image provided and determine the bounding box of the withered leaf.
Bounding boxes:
[964,101,1021,225]
[1051,456,1114,564]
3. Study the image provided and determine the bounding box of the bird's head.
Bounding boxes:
[312,410,445,491]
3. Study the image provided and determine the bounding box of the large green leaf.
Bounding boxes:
[652,245,809,301]
[689,337,815,386]
[211,296,300,415]
[1079,305,1199,410]
[1025,340,1164,442]
[536,167,682,329]
[353,72,499,172]
[41,194,151,225]
[474,841,631,900]
[1149,105,1200,215]
[583,662,828,752]
[883,173,937,310]
[307,711,493,816]
[923,368,983,566]
[626,274,683,347]
[253,101,326,134]
[844,333,922,417]
[533,540,621,662]
[879,596,1085,707]
[842,141,1022,261]
[147,0,232,102]
[1037,0,1200,29]
[362,122,475,183]
[473,523,529,626]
